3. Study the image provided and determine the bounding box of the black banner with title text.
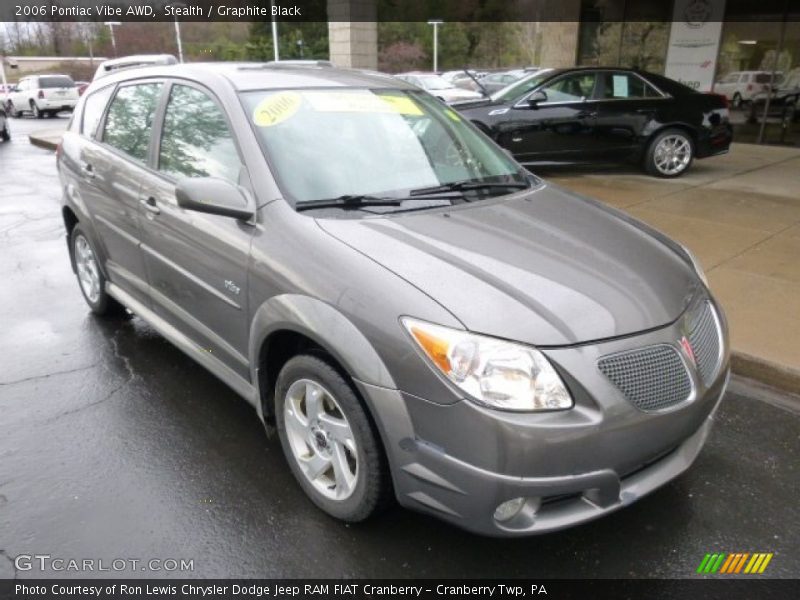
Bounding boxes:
[2,579,799,600]
[2,0,800,23]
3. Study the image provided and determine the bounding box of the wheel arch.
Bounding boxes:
[249,294,396,423]
[62,206,80,272]
[645,122,698,151]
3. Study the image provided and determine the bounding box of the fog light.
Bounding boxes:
[494,497,526,522]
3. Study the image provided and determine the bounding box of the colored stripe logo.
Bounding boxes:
[697,552,773,574]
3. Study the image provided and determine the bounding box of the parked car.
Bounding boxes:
[6,74,79,118]
[395,72,483,103]
[58,63,729,536]
[454,67,732,177]
[440,69,484,92]
[747,68,800,123]
[480,68,538,94]
[0,106,9,141]
[76,81,91,96]
[713,70,783,108]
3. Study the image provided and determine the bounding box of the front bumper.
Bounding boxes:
[357,296,730,536]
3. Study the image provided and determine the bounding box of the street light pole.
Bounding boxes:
[104,21,121,57]
[428,20,443,73]
[271,0,280,61]
[166,3,186,63]
[174,17,184,63]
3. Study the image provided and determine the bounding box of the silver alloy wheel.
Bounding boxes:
[653,134,692,176]
[74,235,101,303]
[283,378,358,501]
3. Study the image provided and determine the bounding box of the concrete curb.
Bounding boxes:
[731,351,800,397]
[29,131,61,151]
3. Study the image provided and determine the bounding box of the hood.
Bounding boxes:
[318,184,700,347]
[439,88,483,102]
[449,96,495,110]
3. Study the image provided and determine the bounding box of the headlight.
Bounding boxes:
[401,318,573,412]
[680,244,708,286]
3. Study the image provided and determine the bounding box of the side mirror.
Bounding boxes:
[175,177,254,221]
[527,90,547,108]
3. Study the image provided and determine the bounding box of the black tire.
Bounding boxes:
[644,128,694,178]
[1,127,9,142]
[732,93,742,109]
[275,354,391,522]
[8,102,21,118]
[70,225,128,317]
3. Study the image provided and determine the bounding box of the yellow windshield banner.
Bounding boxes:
[253,91,302,127]
[303,91,423,116]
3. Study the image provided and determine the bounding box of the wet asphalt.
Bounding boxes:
[0,115,798,580]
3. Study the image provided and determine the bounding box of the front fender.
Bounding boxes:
[248,294,397,408]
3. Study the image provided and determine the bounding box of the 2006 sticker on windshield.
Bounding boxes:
[253,90,422,126]
[253,91,302,127]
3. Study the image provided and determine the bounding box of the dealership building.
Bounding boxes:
[330,0,799,94]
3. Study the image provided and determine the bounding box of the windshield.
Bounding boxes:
[242,88,528,208]
[417,76,454,90]
[39,76,75,89]
[492,69,554,103]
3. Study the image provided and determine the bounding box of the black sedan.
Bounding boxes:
[453,67,732,177]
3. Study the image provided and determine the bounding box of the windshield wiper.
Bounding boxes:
[409,181,530,197]
[295,195,403,212]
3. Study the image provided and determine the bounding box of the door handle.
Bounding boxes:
[80,162,95,178]
[141,196,160,216]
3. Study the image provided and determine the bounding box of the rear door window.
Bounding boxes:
[101,82,163,163]
[81,85,115,139]
[601,73,661,99]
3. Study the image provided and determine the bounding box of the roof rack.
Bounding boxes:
[265,60,334,67]
[93,54,178,80]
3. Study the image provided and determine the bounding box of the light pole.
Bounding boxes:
[104,21,121,57]
[427,20,443,73]
[166,3,187,63]
[271,0,279,61]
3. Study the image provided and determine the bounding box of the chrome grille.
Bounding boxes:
[688,301,721,386]
[598,345,692,411]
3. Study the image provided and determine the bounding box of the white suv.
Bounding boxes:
[6,74,79,119]
[714,71,783,108]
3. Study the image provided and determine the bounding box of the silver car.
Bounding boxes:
[57,63,729,536]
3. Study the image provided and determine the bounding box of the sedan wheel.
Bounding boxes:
[275,354,390,522]
[646,129,693,178]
